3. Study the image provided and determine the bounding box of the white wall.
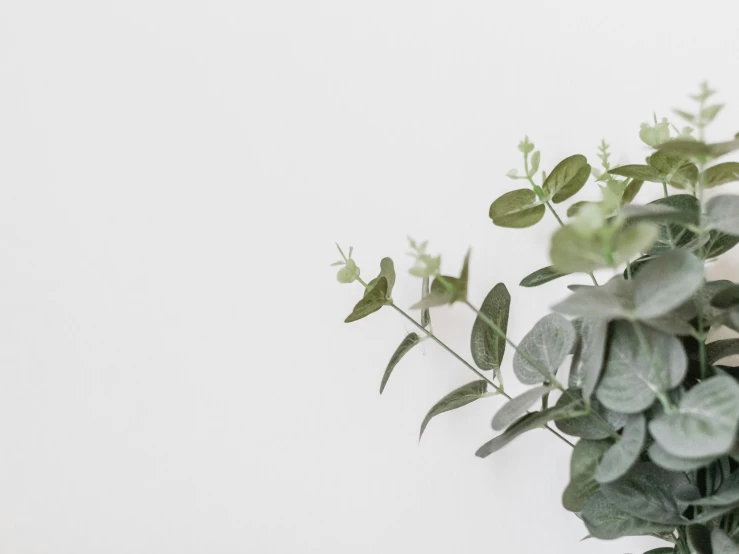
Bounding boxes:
[1,1,738,552]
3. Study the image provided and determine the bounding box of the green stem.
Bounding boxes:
[389,303,574,448]
[662,181,669,198]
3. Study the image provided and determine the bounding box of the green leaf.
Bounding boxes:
[365,258,395,298]
[581,489,674,540]
[674,109,696,124]
[555,391,627,440]
[622,179,644,205]
[412,251,470,309]
[711,283,739,309]
[337,258,360,283]
[513,314,575,384]
[650,376,739,458]
[475,398,579,458]
[691,472,739,507]
[380,333,421,394]
[703,231,739,259]
[596,322,687,413]
[658,137,739,158]
[632,250,704,319]
[562,439,612,512]
[601,462,690,524]
[345,277,390,323]
[550,226,606,273]
[470,283,510,377]
[553,276,632,319]
[702,103,724,123]
[688,525,713,554]
[491,385,552,431]
[619,203,699,226]
[712,529,739,554]
[489,189,545,228]
[569,318,608,401]
[419,380,488,439]
[545,154,591,203]
[706,195,739,236]
[529,150,541,175]
[420,277,431,328]
[595,414,646,483]
[612,223,660,264]
[647,194,699,255]
[519,265,571,287]
[644,549,676,554]
[648,441,715,472]
[703,162,739,189]
[609,164,661,182]
[705,339,739,365]
[567,200,591,217]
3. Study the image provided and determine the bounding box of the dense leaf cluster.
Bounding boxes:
[335,84,739,553]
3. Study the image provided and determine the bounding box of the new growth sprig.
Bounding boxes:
[334,83,739,553]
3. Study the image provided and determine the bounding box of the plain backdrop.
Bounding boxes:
[2,1,739,553]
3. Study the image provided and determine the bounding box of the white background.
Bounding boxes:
[2,1,739,552]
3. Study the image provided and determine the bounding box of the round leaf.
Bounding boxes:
[595,414,646,483]
[544,154,591,203]
[632,250,704,319]
[513,314,576,384]
[489,189,545,228]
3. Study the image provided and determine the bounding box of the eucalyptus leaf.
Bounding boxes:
[520,265,571,287]
[703,231,739,259]
[596,322,687,414]
[567,201,591,217]
[688,525,713,554]
[471,283,510,377]
[555,391,627,440]
[581,489,674,540]
[544,154,591,203]
[550,226,606,273]
[420,380,489,439]
[648,441,716,472]
[365,257,396,299]
[421,277,431,328]
[647,195,699,255]
[632,250,704,319]
[601,462,690,524]
[649,376,739,458]
[690,471,739,507]
[705,339,739,365]
[491,385,552,431]
[711,284,739,309]
[529,150,541,175]
[619,204,699,226]
[706,195,739,237]
[562,439,612,512]
[490,189,545,228]
[475,397,579,458]
[712,529,739,554]
[513,314,576,384]
[702,104,724,123]
[643,549,676,554]
[569,318,608,400]
[622,179,644,204]
[609,164,661,182]
[595,414,646,483]
[704,162,739,188]
[345,277,390,323]
[553,277,632,319]
[380,333,421,394]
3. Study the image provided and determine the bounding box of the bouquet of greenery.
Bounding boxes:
[334,83,739,553]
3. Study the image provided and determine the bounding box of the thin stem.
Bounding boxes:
[698,326,708,380]
[388,303,575,448]
[662,181,669,198]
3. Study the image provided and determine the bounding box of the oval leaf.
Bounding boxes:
[633,250,704,319]
[649,375,739,458]
[365,257,396,299]
[596,322,687,414]
[712,529,739,554]
[706,195,739,236]
[470,283,510,375]
[562,439,612,512]
[345,277,389,323]
[581,489,674,540]
[489,189,545,228]
[380,333,421,394]
[570,318,609,401]
[648,441,715,472]
[704,162,739,189]
[513,314,576,384]
[419,380,488,439]
[595,414,646,483]
[555,391,627,440]
[491,385,552,431]
[519,265,571,287]
[609,164,661,182]
[544,154,591,203]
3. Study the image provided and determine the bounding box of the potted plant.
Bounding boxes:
[334,83,739,553]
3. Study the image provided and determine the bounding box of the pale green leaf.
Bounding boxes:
[365,257,395,298]
[632,250,704,319]
[489,189,545,228]
[595,414,646,483]
[337,258,360,283]
[706,195,739,236]
[703,162,739,189]
[529,150,541,175]
[553,277,633,319]
[581,490,674,540]
[622,179,644,205]
[619,203,699,226]
[569,318,608,401]
[673,109,696,124]
[596,322,687,413]
[702,103,724,123]
[648,441,715,472]
[550,226,606,273]
[519,265,571,287]
[555,391,627,440]
[491,385,552,431]
[420,277,431,327]
[420,380,488,439]
[544,154,591,203]
[513,314,575,384]
[612,223,660,266]
[601,462,690,524]
[566,201,591,217]
[380,333,421,394]
[470,283,510,375]
[562,439,612,512]
[345,277,389,323]
[712,529,739,554]
[609,164,661,182]
[650,376,739,458]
